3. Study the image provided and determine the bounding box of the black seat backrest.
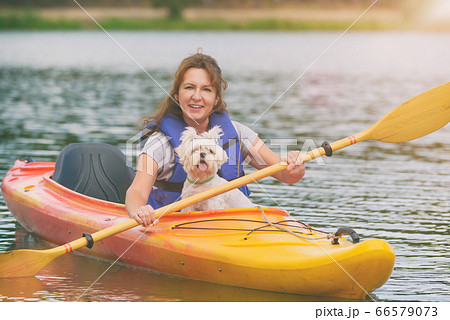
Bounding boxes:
[52,143,135,204]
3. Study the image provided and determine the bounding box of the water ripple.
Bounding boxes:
[0,31,449,302]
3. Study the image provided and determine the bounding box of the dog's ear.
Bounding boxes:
[175,144,185,165]
[217,147,228,166]
[204,125,223,140]
[177,127,198,165]
[180,127,198,143]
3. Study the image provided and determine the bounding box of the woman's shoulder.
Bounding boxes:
[231,120,248,130]
[140,130,175,175]
[142,130,169,145]
[231,120,258,138]
[141,130,172,155]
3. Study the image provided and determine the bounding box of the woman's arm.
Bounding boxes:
[247,137,305,184]
[125,153,158,226]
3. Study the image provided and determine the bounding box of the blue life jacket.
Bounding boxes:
[143,112,250,209]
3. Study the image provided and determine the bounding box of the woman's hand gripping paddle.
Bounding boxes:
[0,82,449,278]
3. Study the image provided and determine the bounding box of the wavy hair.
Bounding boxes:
[142,53,228,133]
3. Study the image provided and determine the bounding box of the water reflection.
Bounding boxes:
[0,31,449,302]
[0,225,344,302]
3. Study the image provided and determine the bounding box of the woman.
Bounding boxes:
[125,53,305,227]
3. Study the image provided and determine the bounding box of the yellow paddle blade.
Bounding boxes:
[1,83,448,278]
[0,248,61,278]
[363,82,450,143]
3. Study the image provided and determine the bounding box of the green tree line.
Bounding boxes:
[0,1,409,9]
[0,0,422,20]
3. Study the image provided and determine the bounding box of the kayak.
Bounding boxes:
[1,146,395,299]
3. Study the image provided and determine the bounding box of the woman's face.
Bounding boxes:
[176,68,218,132]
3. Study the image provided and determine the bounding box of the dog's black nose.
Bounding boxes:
[200,152,206,158]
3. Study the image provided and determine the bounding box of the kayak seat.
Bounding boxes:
[52,143,135,204]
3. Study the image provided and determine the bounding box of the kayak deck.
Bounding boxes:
[1,160,395,299]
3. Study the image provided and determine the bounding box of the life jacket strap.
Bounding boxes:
[154,179,184,193]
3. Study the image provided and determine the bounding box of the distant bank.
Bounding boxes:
[1,6,449,31]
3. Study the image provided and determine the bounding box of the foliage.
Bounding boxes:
[0,10,82,29]
[0,0,414,9]
[151,0,201,19]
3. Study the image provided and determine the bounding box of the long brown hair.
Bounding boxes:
[143,53,228,132]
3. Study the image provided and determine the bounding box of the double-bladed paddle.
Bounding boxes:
[0,82,449,278]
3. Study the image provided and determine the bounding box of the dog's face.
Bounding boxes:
[176,126,228,181]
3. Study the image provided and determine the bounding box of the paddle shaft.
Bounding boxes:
[65,129,372,253]
[63,161,287,253]
[1,82,449,279]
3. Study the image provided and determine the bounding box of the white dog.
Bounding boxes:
[176,126,254,212]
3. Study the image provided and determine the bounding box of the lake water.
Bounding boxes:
[0,31,449,302]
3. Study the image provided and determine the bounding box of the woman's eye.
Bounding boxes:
[203,87,212,92]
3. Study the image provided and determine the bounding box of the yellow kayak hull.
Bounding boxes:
[2,160,395,299]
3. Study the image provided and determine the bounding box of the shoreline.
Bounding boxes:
[1,6,449,31]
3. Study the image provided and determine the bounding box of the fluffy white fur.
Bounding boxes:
[176,125,254,212]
